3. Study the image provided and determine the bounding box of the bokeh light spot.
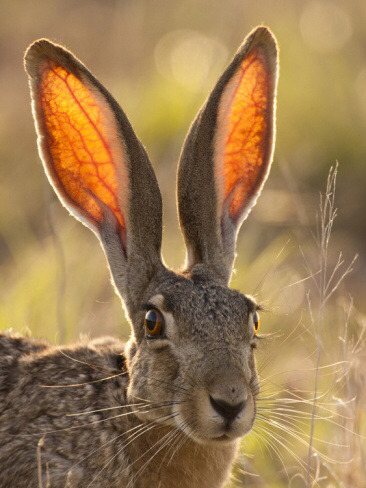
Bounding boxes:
[154,30,227,91]
[355,67,366,116]
[300,1,352,53]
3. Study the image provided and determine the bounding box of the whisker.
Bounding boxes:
[255,423,310,474]
[257,316,307,376]
[87,425,158,488]
[256,413,348,448]
[143,375,189,394]
[251,426,290,479]
[129,420,184,487]
[68,422,146,472]
[158,424,187,469]
[66,397,185,418]
[257,417,349,465]
[55,347,123,376]
[11,402,181,438]
[258,398,357,421]
[66,402,146,416]
[87,412,179,487]
[162,419,195,468]
[256,406,333,422]
[167,429,191,466]
[257,361,347,387]
[40,370,127,388]
[257,410,314,431]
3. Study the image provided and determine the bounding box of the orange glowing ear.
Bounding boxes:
[215,35,276,226]
[177,27,278,282]
[25,39,163,301]
[24,40,129,244]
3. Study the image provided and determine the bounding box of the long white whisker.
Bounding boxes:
[129,421,184,487]
[257,413,348,448]
[252,426,290,479]
[69,422,146,472]
[86,412,178,487]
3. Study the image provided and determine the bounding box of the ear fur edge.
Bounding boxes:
[24,39,83,81]
[176,26,279,283]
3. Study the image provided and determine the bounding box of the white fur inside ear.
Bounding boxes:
[213,69,242,221]
[87,81,130,230]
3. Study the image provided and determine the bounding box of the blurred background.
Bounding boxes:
[0,0,365,486]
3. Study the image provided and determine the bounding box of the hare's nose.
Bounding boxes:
[209,395,246,424]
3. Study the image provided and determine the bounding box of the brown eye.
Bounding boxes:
[144,309,164,337]
[253,311,260,334]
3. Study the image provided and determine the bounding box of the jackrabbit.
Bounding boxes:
[0,26,278,487]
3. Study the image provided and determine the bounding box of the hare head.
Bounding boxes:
[24,26,278,449]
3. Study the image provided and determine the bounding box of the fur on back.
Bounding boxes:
[0,332,235,488]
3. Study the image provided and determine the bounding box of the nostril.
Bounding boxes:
[209,395,246,423]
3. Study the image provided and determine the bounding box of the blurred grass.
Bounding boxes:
[0,0,365,486]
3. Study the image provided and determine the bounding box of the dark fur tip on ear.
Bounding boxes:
[247,26,278,52]
[24,39,81,81]
[244,26,278,70]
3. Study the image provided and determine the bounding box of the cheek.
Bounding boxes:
[127,346,179,403]
[148,348,179,394]
[248,350,258,380]
[126,348,150,401]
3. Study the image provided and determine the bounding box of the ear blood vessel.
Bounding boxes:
[0,26,278,488]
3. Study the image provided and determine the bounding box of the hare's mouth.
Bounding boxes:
[172,389,256,445]
[207,421,254,444]
[177,420,253,445]
[211,431,240,443]
[172,411,255,446]
[214,434,230,441]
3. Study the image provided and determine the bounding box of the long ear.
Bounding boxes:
[177,27,278,283]
[24,39,163,312]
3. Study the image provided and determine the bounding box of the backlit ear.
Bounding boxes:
[215,32,277,225]
[177,27,278,283]
[25,40,163,310]
[25,40,129,248]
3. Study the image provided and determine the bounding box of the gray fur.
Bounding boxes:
[0,26,278,487]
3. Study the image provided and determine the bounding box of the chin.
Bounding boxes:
[184,430,243,447]
[206,423,254,445]
[174,412,254,446]
[205,434,240,446]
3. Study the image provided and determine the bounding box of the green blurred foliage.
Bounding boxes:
[0,0,365,486]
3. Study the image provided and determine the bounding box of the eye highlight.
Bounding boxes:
[144,309,164,337]
[253,311,260,334]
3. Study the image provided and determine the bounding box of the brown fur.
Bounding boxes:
[0,332,236,488]
[0,26,278,487]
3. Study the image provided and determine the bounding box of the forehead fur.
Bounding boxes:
[151,267,254,338]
